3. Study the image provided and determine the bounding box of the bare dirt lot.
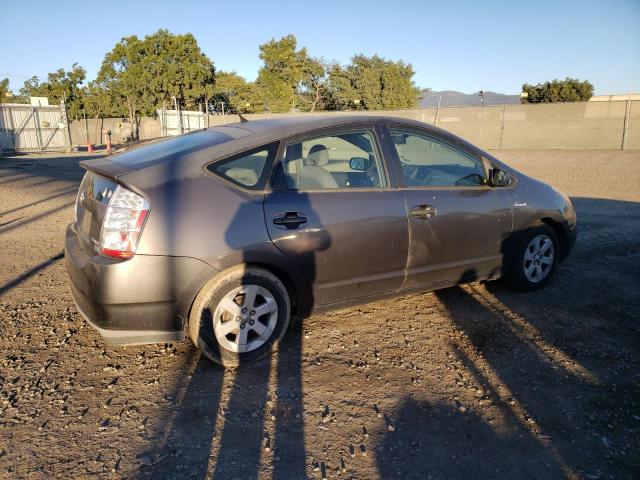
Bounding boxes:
[0,149,639,480]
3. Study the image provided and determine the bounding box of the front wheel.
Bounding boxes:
[505,224,559,292]
[189,265,291,367]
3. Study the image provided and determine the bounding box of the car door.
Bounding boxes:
[263,126,408,307]
[385,126,513,289]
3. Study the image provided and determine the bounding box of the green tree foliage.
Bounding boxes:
[0,78,14,103]
[256,35,428,113]
[210,72,262,114]
[19,64,87,117]
[521,78,594,103]
[83,81,123,118]
[326,55,421,110]
[95,29,215,137]
[8,31,427,122]
[299,57,329,112]
[256,34,322,113]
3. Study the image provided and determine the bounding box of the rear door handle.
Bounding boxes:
[409,204,437,220]
[273,212,307,229]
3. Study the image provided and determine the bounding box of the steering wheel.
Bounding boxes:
[365,164,379,185]
[401,162,419,180]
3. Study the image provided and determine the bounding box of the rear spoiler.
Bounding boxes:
[79,157,138,180]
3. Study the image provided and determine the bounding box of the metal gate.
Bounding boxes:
[0,102,71,152]
[157,108,206,136]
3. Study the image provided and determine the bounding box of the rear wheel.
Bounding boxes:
[506,224,559,291]
[189,265,290,367]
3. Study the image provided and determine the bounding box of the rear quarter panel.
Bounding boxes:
[122,160,313,314]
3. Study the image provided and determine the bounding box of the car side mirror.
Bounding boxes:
[350,156,371,171]
[490,168,510,187]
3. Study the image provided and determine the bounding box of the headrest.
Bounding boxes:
[305,144,329,167]
[225,167,258,186]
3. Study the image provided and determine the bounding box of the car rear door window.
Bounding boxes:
[278,130,387,190]
[208,142,279,189]
[390,129,486,187]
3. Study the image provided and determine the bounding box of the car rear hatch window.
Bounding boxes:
[110,131,234,170]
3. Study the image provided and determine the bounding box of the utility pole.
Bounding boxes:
[479,90,485,141]
[83,111,90,146]
[622,85,631,150]
[221,101,225,124]
[172,96,182,134]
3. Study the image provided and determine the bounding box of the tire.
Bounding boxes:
[505,224,559,292]
[189,265,291,367]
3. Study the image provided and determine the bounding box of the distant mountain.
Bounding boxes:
[420,90,520,107]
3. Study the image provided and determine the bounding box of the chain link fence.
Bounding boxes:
[57,100,640,151]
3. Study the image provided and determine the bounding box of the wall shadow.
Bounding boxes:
[0,252,64,298]
[0,153,103,185]
[0,201,75,236]
[0,186,77,217]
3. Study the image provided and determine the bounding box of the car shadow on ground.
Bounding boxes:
[128,196,640,479]
[375,278,637,478]
[375,197,640,479]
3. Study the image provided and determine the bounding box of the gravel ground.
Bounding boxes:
[0,149,639,479]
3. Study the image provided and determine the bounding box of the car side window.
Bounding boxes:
[390,129,486,187]
[207,143,278,189]
[278,130,387,190]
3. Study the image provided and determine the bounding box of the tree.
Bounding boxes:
[256,34,323,112]
[299,57,329,112]
[326,55,421,110]
[0,78,15,103]
[95,29,215,138]
[210,72,262,114]
[19,64,87,117]
[521,78,594,103]
[83,81,124,118]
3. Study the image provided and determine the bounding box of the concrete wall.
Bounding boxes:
[69,117,161,146]
[590,94,640,102]
[69,100,639,150]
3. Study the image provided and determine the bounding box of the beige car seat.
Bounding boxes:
[300,144,338,189]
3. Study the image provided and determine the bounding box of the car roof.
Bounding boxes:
[209,115,426,139]
[198,114,485,162]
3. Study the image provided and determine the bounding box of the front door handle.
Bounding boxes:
[273,212,307,229]
[409,204,437,220]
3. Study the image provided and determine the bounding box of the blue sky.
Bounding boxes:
[1,0,639,95]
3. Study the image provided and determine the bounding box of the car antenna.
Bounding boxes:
[238,113,249,123]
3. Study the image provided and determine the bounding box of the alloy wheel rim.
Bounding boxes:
[212,285,278,353]
[523,234,554,283]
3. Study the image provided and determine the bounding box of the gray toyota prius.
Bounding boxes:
[64,116,576,366]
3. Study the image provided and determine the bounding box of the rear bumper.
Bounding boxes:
[64,223,217,345]
[70,281,185,345]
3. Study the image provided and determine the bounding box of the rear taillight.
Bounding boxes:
[99,185,149,259]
